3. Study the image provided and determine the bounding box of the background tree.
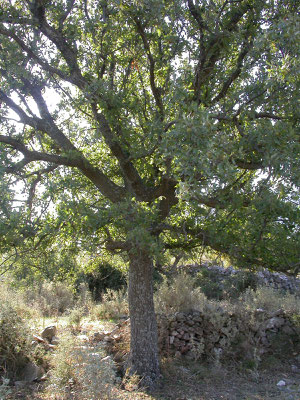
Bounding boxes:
[0,0,299,388]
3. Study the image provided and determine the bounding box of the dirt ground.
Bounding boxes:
[5,317,300,400]
[7,358,300,400]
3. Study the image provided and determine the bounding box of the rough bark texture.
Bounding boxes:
[128,247,160,389]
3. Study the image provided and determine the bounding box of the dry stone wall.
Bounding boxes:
[179,264,300,294]
[157,308,299,361]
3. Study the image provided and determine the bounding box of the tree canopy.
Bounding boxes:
[0,0,299,387]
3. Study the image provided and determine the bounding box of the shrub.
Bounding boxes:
[47,334,117,399]
[194,268,224,300]
[154,273,207,314]
[67,306,85,331]
[223,271,258,299]
[0,377,11,399]
[75,282,94,313]
[241,286,300,315]
[195,268,258,300]
[83,262,127,301]
[0,301,32,380]
[91,289,128,320]
[24,281,75,316]
[0,282,38,319]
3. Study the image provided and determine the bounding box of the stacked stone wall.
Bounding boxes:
[177,264,300,294]
[157,308,299,361]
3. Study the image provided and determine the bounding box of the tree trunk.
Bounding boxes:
[127,246,160,389]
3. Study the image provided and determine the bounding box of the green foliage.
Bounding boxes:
[223,271,258,299]
[195,268,224,300]
[0,301,32,380]
[0,0,298,277]
[82,261,127,301]
[195,268,258,300]
[0,1,299,383]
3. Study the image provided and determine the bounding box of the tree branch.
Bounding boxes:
[134,18,164,119]
[27,4,86,89]
[192,0,255,103]
[0,134,126,202]
[92,107,153,201]
[211,38,253,104]
[0,25,78,86]
[58,0,76,30]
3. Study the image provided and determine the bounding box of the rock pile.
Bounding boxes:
[156,308,299,361]
[179,264,300,294]
[257,269,300,293]
[102,308,299,367]
[12,326,58,387]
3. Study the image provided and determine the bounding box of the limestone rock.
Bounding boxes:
[51,336,60,345]
[41,325,57,342]
[20,362,44,382]
[266,317,285,329]
[32,334,46,344]
[277,380,286,387]
[14,381,27,388]
[93,331,105,341]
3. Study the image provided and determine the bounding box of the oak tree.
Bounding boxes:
[0,0,299,387]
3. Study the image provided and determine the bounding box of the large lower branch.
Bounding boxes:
[0,135,126,202]
[93,109,153,201]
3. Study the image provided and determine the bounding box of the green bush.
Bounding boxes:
[83,262,127,301]
[0,301,32,380]
[195,268,258,300]
[195,268,224,300]
[223,271,258,299]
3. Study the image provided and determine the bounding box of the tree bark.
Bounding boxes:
[127,245,160,389]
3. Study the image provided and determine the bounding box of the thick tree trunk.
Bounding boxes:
[127,246,160,389]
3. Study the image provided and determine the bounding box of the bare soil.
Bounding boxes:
[7,357,300,400]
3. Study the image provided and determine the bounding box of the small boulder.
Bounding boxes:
[20,362,44,382]
[101,355,112,363]
[266,317,285,330]
[77,334,89,342]
[277,380,286,387]
[14,381,27,388]
[51,336,60,345]
[93,332,105,341]
[41,325,57,342]
[291,364,300,373]
[32,334,47,344]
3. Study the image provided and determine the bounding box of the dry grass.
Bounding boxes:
[7,356,300,400]
[44,334,118,400]
[154,273,207,314]
[90,289,128,320]
[241,286,300,315]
